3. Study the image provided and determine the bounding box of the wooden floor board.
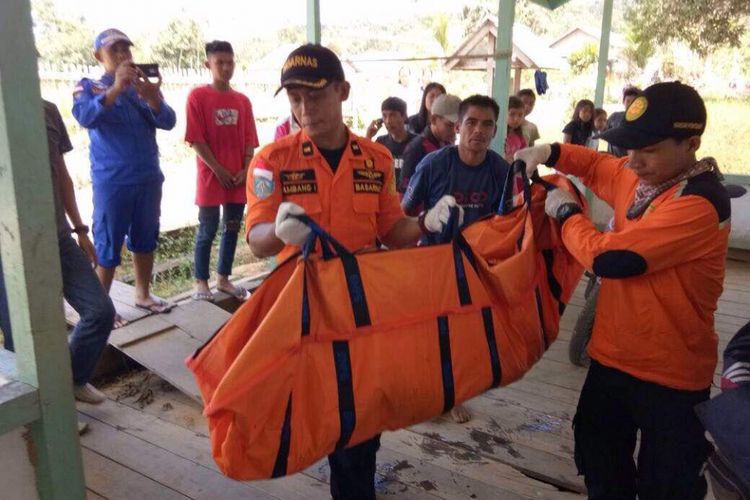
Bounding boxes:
[82,447,191,500]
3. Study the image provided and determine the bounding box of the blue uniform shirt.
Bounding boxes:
[403,146,510,242]
[72,73,176,186]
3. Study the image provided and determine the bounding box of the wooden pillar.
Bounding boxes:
[491,0,515,154]
[594,0,613,107]
[0,1,86,498]
[512,66,522,95]
[307,0,321,44]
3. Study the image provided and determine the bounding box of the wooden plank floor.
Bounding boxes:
[78,258,749,499]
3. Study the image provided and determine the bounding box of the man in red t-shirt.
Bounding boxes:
[185,40,259,301]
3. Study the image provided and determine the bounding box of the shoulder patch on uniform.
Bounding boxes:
[252,167,274,199]
[682,172,731,223]
[301,141,314,156]
[350,140,362,156]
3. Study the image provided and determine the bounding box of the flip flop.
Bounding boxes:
[191,290,215,302]
[113,313,129,329]
[135,299,174,314]
[217,285,250,301]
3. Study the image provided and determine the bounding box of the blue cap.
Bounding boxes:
[94,29,133,51]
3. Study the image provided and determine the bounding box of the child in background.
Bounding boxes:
[504,96,527,163]
[587,108,608,150]
[562,99,594,146]
[517,88,540,146]
[185,40,259,302]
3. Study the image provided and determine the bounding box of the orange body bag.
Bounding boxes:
[187,169,585,480]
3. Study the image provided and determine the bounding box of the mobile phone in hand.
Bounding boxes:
[135,63,160,78]
[376,118,384,128]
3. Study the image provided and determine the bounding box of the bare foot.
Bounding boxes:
[135,297,174,314]
[113,313,129,329]
[216,280,250,301]
[450,404,472,423]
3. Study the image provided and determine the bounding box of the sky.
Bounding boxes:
[51,0,466,39]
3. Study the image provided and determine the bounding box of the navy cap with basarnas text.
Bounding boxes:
[275,44,345,96]
[599,81,706,150]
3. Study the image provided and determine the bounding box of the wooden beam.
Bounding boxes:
[307,0,321,44]
[491,0,516,154]
[0,1,85,498]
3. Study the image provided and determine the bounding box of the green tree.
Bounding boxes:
[277,26,305,45]
[422,14,451,54]
[621,29,654,70]
[568,42,597,74]
[624,0,750,57]
[32,0,94,65]
[150,18,205,70]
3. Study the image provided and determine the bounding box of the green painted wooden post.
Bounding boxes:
[586,0,613,213]
[490,0,516,154]
[307,0,321,44]
[594,0,613,108]
[0,1,86,498]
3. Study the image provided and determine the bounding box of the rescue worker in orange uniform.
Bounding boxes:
[516,81,730,500]
[245,44,461,500]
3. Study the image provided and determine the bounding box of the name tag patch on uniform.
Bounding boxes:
[353,169,384,193]
[280,169,318,195]
[253,168,274,200]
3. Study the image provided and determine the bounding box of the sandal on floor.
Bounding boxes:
[217,285,250,301]
[191,290,215,302]
[135,299,174,314]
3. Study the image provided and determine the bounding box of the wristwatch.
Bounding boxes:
[71,225,90,235]
[555,203,583,225]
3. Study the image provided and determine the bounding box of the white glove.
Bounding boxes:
[274,202,311,245]
[544,189,580,220]
[424,195,464,233]
[514,144,552,177]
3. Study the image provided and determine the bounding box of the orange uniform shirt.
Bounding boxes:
[246,130,404,262]
[552,144,730,390]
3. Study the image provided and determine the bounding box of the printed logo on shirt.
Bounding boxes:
[214,108,239,126]
[252,168,274,200]
[353,169,384,194]
[301,141,314,156]
[452,190,489,210]
[280,169,318,195]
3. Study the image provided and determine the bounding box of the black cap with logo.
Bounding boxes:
[599,81,706,150]
[275,44,345,96]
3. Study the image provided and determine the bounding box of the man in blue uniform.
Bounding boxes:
[73,29,176,321]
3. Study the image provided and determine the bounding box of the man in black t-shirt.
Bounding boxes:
[366,96,416,188]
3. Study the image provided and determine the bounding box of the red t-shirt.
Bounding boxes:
[504,129,527,163]
[185,85,259,205]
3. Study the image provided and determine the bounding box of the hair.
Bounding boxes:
[458,94,500,122]
[416,82,447,121]
[508,96,524,110]
[622,86,641,101]
[571,99,595,123]
[517,88,536,100]
[594,108,607,120]
[205,40,234,56]
[381,96,407,117]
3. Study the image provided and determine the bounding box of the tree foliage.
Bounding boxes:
[32,0,94,65]
[568,42,597,74]
[624,0,750,57]
[150,18,205,70]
